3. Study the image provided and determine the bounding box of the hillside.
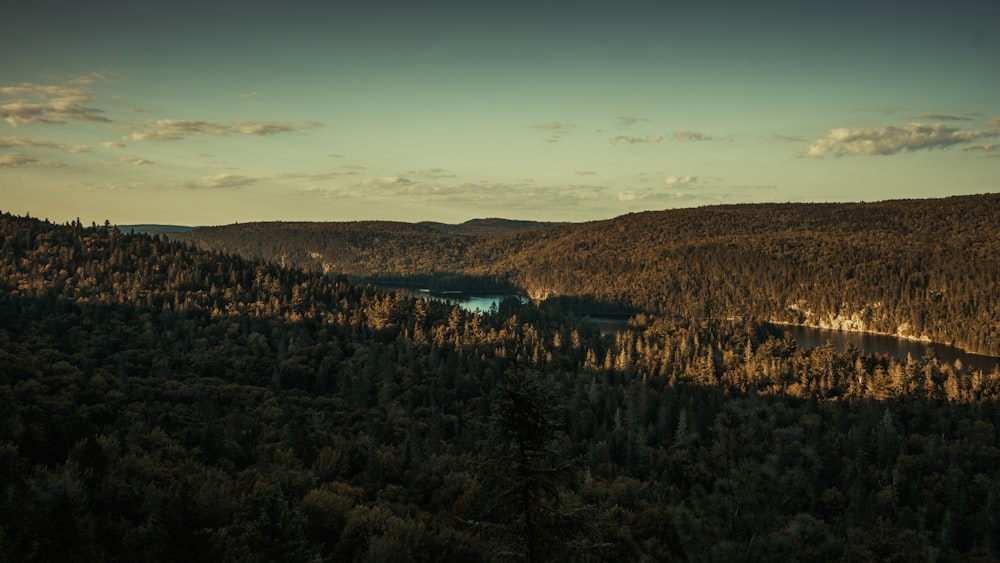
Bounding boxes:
[3,211,1000,560]
[175,220,535,290]
[177,194,1000,356]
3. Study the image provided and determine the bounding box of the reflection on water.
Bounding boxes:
[773,323,1000,374]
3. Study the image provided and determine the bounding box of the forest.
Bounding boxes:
[3,206,1000,561]
[178,194,1000,356]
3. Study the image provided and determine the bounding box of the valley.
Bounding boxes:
[2,195,1000,561]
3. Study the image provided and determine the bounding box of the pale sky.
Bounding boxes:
[2,0,998,225]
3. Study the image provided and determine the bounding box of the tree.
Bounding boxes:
[479,367,603,562]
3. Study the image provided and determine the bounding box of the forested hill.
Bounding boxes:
[177,194,1000,356]
[4,211,1000,560]
[175,218,556,289]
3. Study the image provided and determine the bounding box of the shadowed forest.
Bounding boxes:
[3,198,1000,561]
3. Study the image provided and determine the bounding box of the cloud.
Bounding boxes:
[803,123,999,157]
[0,136,91,154]
[0,136,60,149]
[116,156,153,166]
[280,170,360,181]
[0,84,91,99]
[0,83,108,126]
[673,130,714,142]
[101,141,126,149]
[530,122,573,131]
[362,176,414,187]
[990,118,1000,129]
[575,170,597,176]
[964,143,1000,152]
[67,71,120,85]
[964,143,1000,158]
[530,122,574,143]
[125,119,320,141]
[240,91,257,99]
[407,168,455,180]
[0,152,65,168]
[909,113,971,121]
[665,175,698,186]
[167,173,258,189]
[0,102,55,126]
[127,107,153,114]
[616,116,645,128]
[610,134,664,144]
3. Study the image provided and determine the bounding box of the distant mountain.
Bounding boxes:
[419,218,564,237]
[119,224,196,234]
[176,195,1000,355]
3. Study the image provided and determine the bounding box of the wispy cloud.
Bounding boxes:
[530,122,573,131]
[125,119,321,141]
[280,169,361,182]
[240,91,257,99]
[67,71,121,85]
[774,134,809,143]
[610,134,663,144]
[530,122,574,144]
[101,141,126,149]
[665,175,698,186]
[964,143,1000,158]
[909,113,972,121]
[964,143,1000,152]
[115,155,154,166]
[803,123,999,157]
[166,173,258,189]
[616,116,646,128]
[575,170,597,176]
[0,136,60,149]
[673,130,715,142]
[0,82,109,127]
[0,136,91,154]
[0,152,66,168]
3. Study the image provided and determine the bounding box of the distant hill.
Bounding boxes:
[173,219,558,290]
[419,218,564,237]
[119,224,196,234]
[176,195,1000,355]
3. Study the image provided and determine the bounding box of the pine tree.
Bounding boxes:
[478,365,604,562]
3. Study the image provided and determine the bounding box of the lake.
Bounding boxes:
[770,323,1000,374]
[376,286,526,313]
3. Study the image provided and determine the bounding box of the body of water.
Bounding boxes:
[376,286,525,313]
[772,323,1000,374]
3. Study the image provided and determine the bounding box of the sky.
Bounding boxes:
[1,0,999,226]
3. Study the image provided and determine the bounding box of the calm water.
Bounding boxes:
[772,323,1000,374]
[378,286,525,314]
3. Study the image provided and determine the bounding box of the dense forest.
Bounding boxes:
[178,194,1000,356]
[4,210,1000,561]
